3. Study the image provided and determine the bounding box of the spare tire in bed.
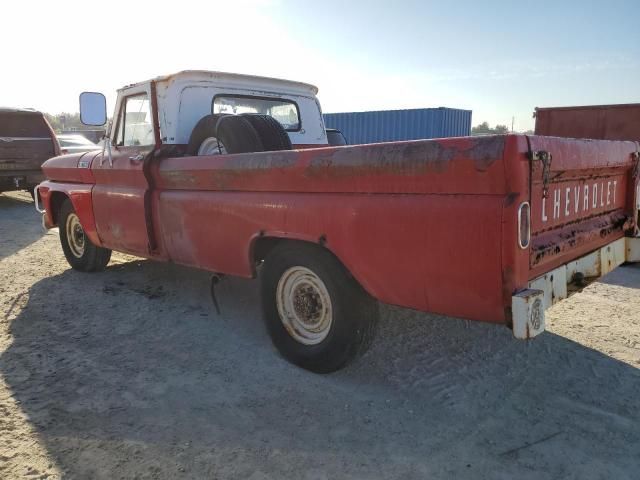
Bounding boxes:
[186,114,228,155]
[241,114,292,152]
[215,115,264,154]
[186,114,264,156]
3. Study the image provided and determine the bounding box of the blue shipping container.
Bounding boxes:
[323,107,472,145]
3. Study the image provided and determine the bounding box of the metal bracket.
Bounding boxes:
[100,136,113,167]
[632,151,640,180]
[33,185,45,213]
[529,150,553,198]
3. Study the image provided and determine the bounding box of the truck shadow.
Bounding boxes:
[598,262,640,288]
[1,259,639,479]
[0,192,44,260]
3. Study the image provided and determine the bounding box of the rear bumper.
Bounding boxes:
[0,170,44,190]
[512,236,640,339]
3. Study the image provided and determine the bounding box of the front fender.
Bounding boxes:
[38,181,102,247]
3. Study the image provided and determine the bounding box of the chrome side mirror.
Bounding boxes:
[79,92,107,126]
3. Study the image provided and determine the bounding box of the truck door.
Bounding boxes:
[91,88,155,255]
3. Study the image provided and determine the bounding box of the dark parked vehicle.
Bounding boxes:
[0,108,59,197]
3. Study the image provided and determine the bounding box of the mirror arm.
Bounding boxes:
[100,120,113,167]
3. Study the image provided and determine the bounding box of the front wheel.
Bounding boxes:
[260,243,379,373]
[58,199,111,272]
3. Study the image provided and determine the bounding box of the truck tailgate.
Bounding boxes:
[527,136,639,279]
[0,138,56,172]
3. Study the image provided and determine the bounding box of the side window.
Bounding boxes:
[115,94,154,146]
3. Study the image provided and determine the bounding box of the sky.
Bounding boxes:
[1,0,638,131]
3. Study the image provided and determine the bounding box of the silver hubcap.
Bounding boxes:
[65,213,85,258]
[276,267,333,345]
[197,137,227,156]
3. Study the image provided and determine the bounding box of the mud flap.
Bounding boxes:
[627,237,640,262]
[511,289,545,339]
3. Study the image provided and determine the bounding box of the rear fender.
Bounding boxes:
[38,180,102,247]
[249,232,380,302]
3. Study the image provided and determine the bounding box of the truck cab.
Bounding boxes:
[92,70,328,155]
[37,71,330,257]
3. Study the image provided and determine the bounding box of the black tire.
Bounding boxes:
[58,199,111,272]
[187,114,265,156]
[241,114,292,151]
[326,129,347,146]
[215,115,264,154]
[260,242,379,373]
[186,114,229,155]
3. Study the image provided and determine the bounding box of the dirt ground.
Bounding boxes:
[1,190,639,480]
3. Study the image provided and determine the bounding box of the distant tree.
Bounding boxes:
[44,112,87,133]
[471,121,492,135]
[472,122,511,135]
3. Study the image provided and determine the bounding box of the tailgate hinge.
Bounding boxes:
[529,150,553,198]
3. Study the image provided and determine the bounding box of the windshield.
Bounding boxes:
[212,95,300,131]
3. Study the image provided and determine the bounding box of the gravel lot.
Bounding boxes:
[1,190,640,479]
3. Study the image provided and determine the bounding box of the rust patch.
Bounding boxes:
[224,153,297,171]
[210,153,298,189]
[504,192,519,207]
[162,170,197,186]
[466,135,505,171]
[160,136,506,191]
[305,136,504,178]
[530,210,629,267]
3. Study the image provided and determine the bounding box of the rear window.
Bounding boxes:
[0,112,50,138]
[212,95,300,131]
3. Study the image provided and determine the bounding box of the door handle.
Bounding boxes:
[129,153,145,162]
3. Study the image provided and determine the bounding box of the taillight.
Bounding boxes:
[518,202,530,249]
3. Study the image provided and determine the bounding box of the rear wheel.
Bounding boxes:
[260,243,379,373]
[58,199,111,272]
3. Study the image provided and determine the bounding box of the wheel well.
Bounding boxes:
[251,237,352,279]
[252,236,285,271]
[49,192,69,226]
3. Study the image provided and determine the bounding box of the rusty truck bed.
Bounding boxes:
[39,134,640,327]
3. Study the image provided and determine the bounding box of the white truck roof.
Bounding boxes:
[119,70,319,96]
[112,70,326,146]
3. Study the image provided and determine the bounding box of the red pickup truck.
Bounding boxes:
[36,71,640,372]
